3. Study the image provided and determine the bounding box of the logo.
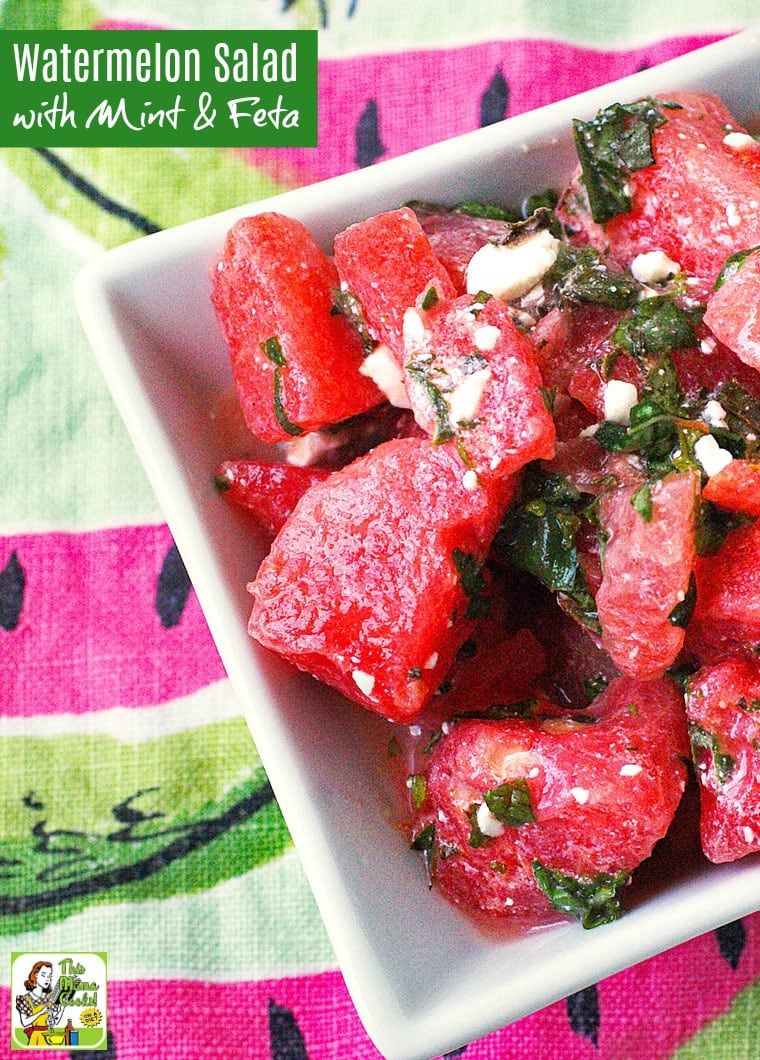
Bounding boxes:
[10,952,107,1050]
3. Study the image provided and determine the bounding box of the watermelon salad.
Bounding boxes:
[210,90,760,930]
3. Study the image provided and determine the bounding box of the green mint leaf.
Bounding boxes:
[546,242,641,309]
[714,245,760,290]
[688,722,736,784]
[572,98,668,224]
[532,860,630,928]
[667,571,697,628]
[451,548,490,619]
[331,287,374,354]
[484,778,535,827]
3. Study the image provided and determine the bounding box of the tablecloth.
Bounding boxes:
[2,1,760,1057]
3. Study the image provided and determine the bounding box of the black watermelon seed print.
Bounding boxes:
[0,550,25,631]
[355,99,386,168]
[479,67,509,127]
[268,998,308,1060]
[715,918,747,970]
[155,542,192,629]
[443,1047,468,1057]
[566,984,600,1047]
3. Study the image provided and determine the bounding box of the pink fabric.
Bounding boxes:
[6,917,757,1060]
[0,527,225,715]
[246,35,724,186]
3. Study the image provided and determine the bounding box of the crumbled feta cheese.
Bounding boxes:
[570,787,590,805]
[743,825,756,844]
[473,324,501,351]
[359,345,411,408]
[630,250,680,285]
[445,366,492,425]
[408,724,422,737]
[694,433,734,478]
[726,202,742,228]
[620,763,643,777]
[465,228,560,301]
[476,801,505,839]
[703,399,728,430]
[352,670,375,697]
[424,652,438,670]
[603,379,639,425]
[700,336,717,354]
[402,307,427,343]
[462,468,479,491]
[723,131,757,150]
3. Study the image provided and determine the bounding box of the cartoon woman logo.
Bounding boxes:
[14,961,63,1046]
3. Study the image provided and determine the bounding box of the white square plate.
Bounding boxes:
[76,29,760,1060]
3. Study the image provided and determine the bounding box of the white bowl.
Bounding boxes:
[75,29,760,1060]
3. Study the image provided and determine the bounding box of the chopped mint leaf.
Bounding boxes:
[532,860,630,928]
[484,778,535,827]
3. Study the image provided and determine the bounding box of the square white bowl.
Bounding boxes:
[76,29,760,1060]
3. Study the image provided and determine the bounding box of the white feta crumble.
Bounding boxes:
[402,306,427,344]
[702,399,728,430]
[465,228,560,301]
[424,652,438,670]
[473,324,501,351]
[462,468,480,491]
[726,202,742,228]
[476,801,505,839]
[742,825,756,844]
[603,379,639,425]
[723,131,757,150]
[570,787,590,805]
[630,250,680,285]
[694,433,734,478]
[620,763,643,777]
[351,670,375,697]
[527,766,540,779]
[408,724,422,737]
[700,336,717,354]
[445,366,492,425]
[504,896,515,907]
[359,345,411,408]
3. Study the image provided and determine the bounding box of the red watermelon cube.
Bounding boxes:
[333,207,457,359]
[685,655,760,863]
[247,437,516,723]
[211,212,383,443]
[402,293,556,480]
[411,673,689,924]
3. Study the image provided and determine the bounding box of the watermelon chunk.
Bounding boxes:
[215,460,332,538]
[333,206,457,359]
[559,92,760,287]
[703,247,760,370]
[596,469,699,679]
[211,212,383,443]
[247,437,516,723]
[688,518,760,661]
[701,459,760,516]
[411,674,689,924]
[402,293,555,480]
[685,655,760,863]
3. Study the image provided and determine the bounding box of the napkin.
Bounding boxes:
[2,2,759,1057]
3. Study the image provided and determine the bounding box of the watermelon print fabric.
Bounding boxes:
[2,0,760,1056]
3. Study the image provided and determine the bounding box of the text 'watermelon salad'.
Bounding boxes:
[211,90,760,929]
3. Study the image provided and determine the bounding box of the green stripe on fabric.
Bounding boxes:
[0,716,292,936]
[0,159,159,531]
[673,975,760,1058]
[1,849,334,981]
[94,0,305,30]
[1,147,286,251]
[0,0,99,30]
[316,2,744,54]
